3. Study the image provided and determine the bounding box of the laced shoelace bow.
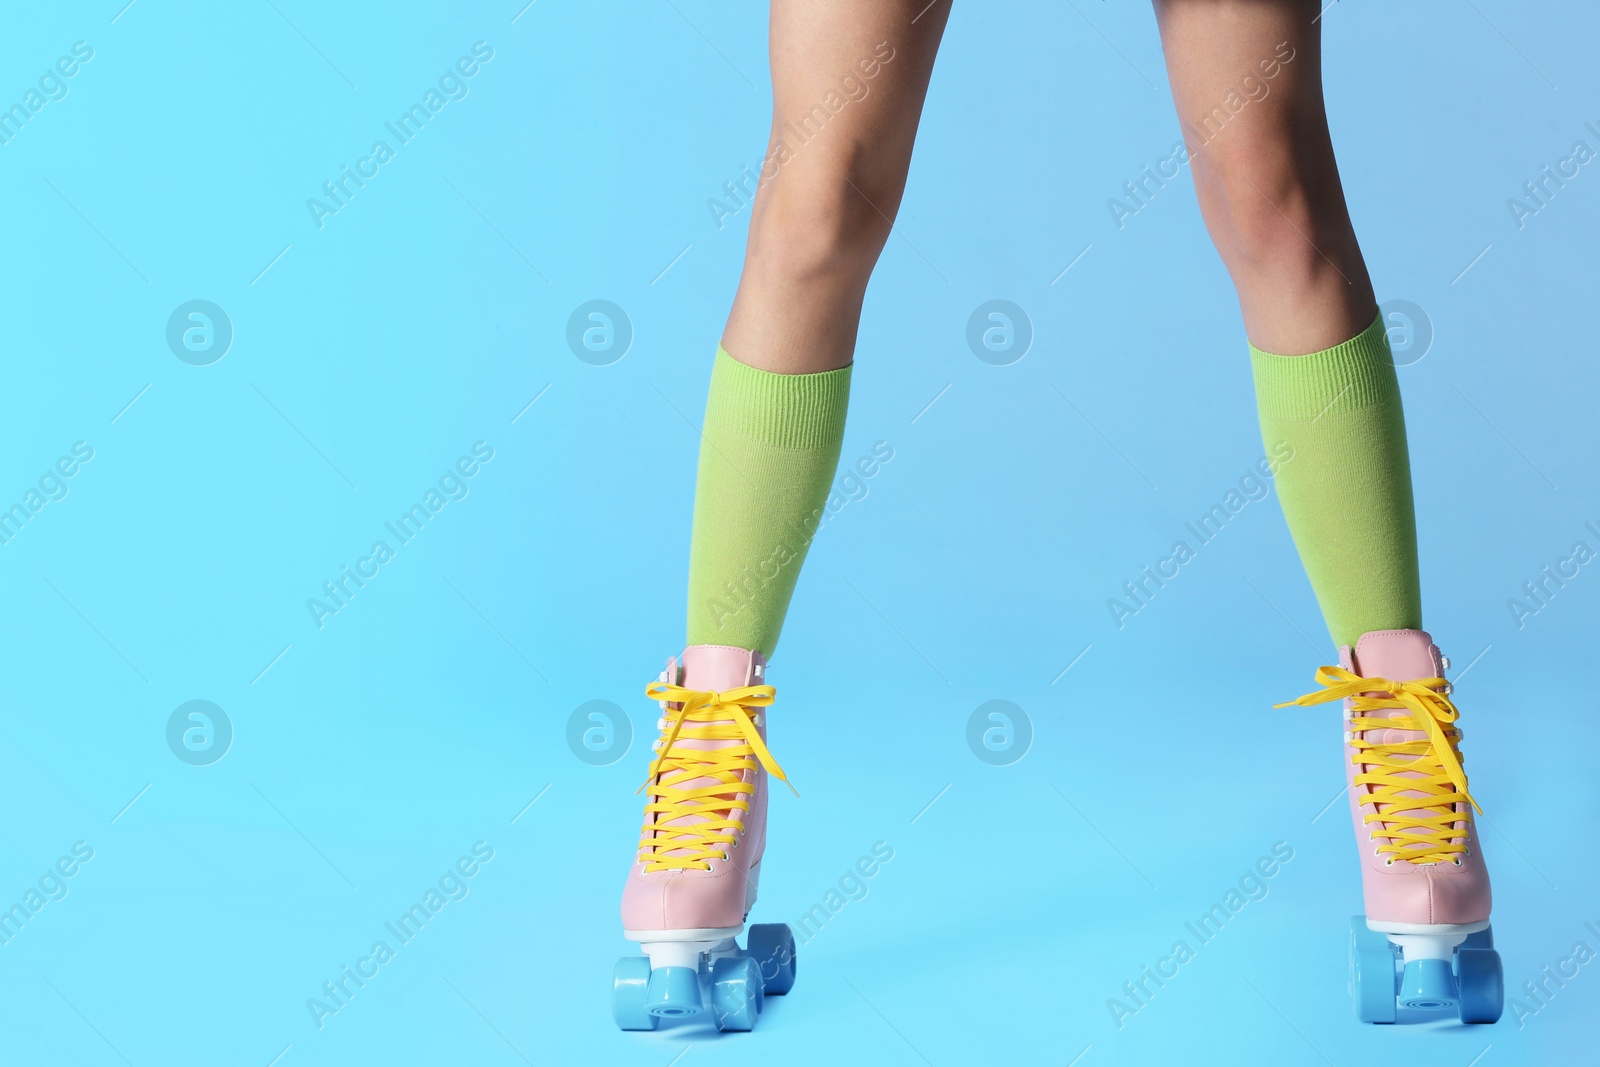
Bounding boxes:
[636,681,794,872]
[1277,665,1480,865]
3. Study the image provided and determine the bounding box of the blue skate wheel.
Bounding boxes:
[1349,917,1398,1024]
[1462,926,1495,951]
[710,955,764,1031]
[1457,948,1504,1024]
[645,965,702,1020]
[612,957,657,1031]
[1399,958,1458,1011]
[746,923,797,995]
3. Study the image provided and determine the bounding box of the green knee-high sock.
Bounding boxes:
[685,345,851,657]
[1250,312,1423,649]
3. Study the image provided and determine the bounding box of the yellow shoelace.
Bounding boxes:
[636,681,792,873]
[1277,665,1480,865]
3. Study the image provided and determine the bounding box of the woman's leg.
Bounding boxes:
[1155,0,1418,648]
[687,0,950,658]
[724,0,951,375]
[1157,3,1500,1022]
[1154,0,1372,354]
[616,7,951,1029]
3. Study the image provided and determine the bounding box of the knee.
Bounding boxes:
[744,149,901,287]
[1189,137,1328,278]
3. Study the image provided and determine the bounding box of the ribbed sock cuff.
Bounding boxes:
[704,344,852,449]
[1249,312,1399,421]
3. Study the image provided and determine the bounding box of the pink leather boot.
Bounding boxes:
[1280,628,1503,1023]
[610,644,797,1031]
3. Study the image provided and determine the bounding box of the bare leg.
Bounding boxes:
[1154,0,1375,354]
[722,0,952,373]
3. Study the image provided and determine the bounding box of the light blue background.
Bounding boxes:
[2,1,1596,1064]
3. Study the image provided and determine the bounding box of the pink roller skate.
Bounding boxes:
[612,644,797,1031]
[1280,628,1503,1023]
